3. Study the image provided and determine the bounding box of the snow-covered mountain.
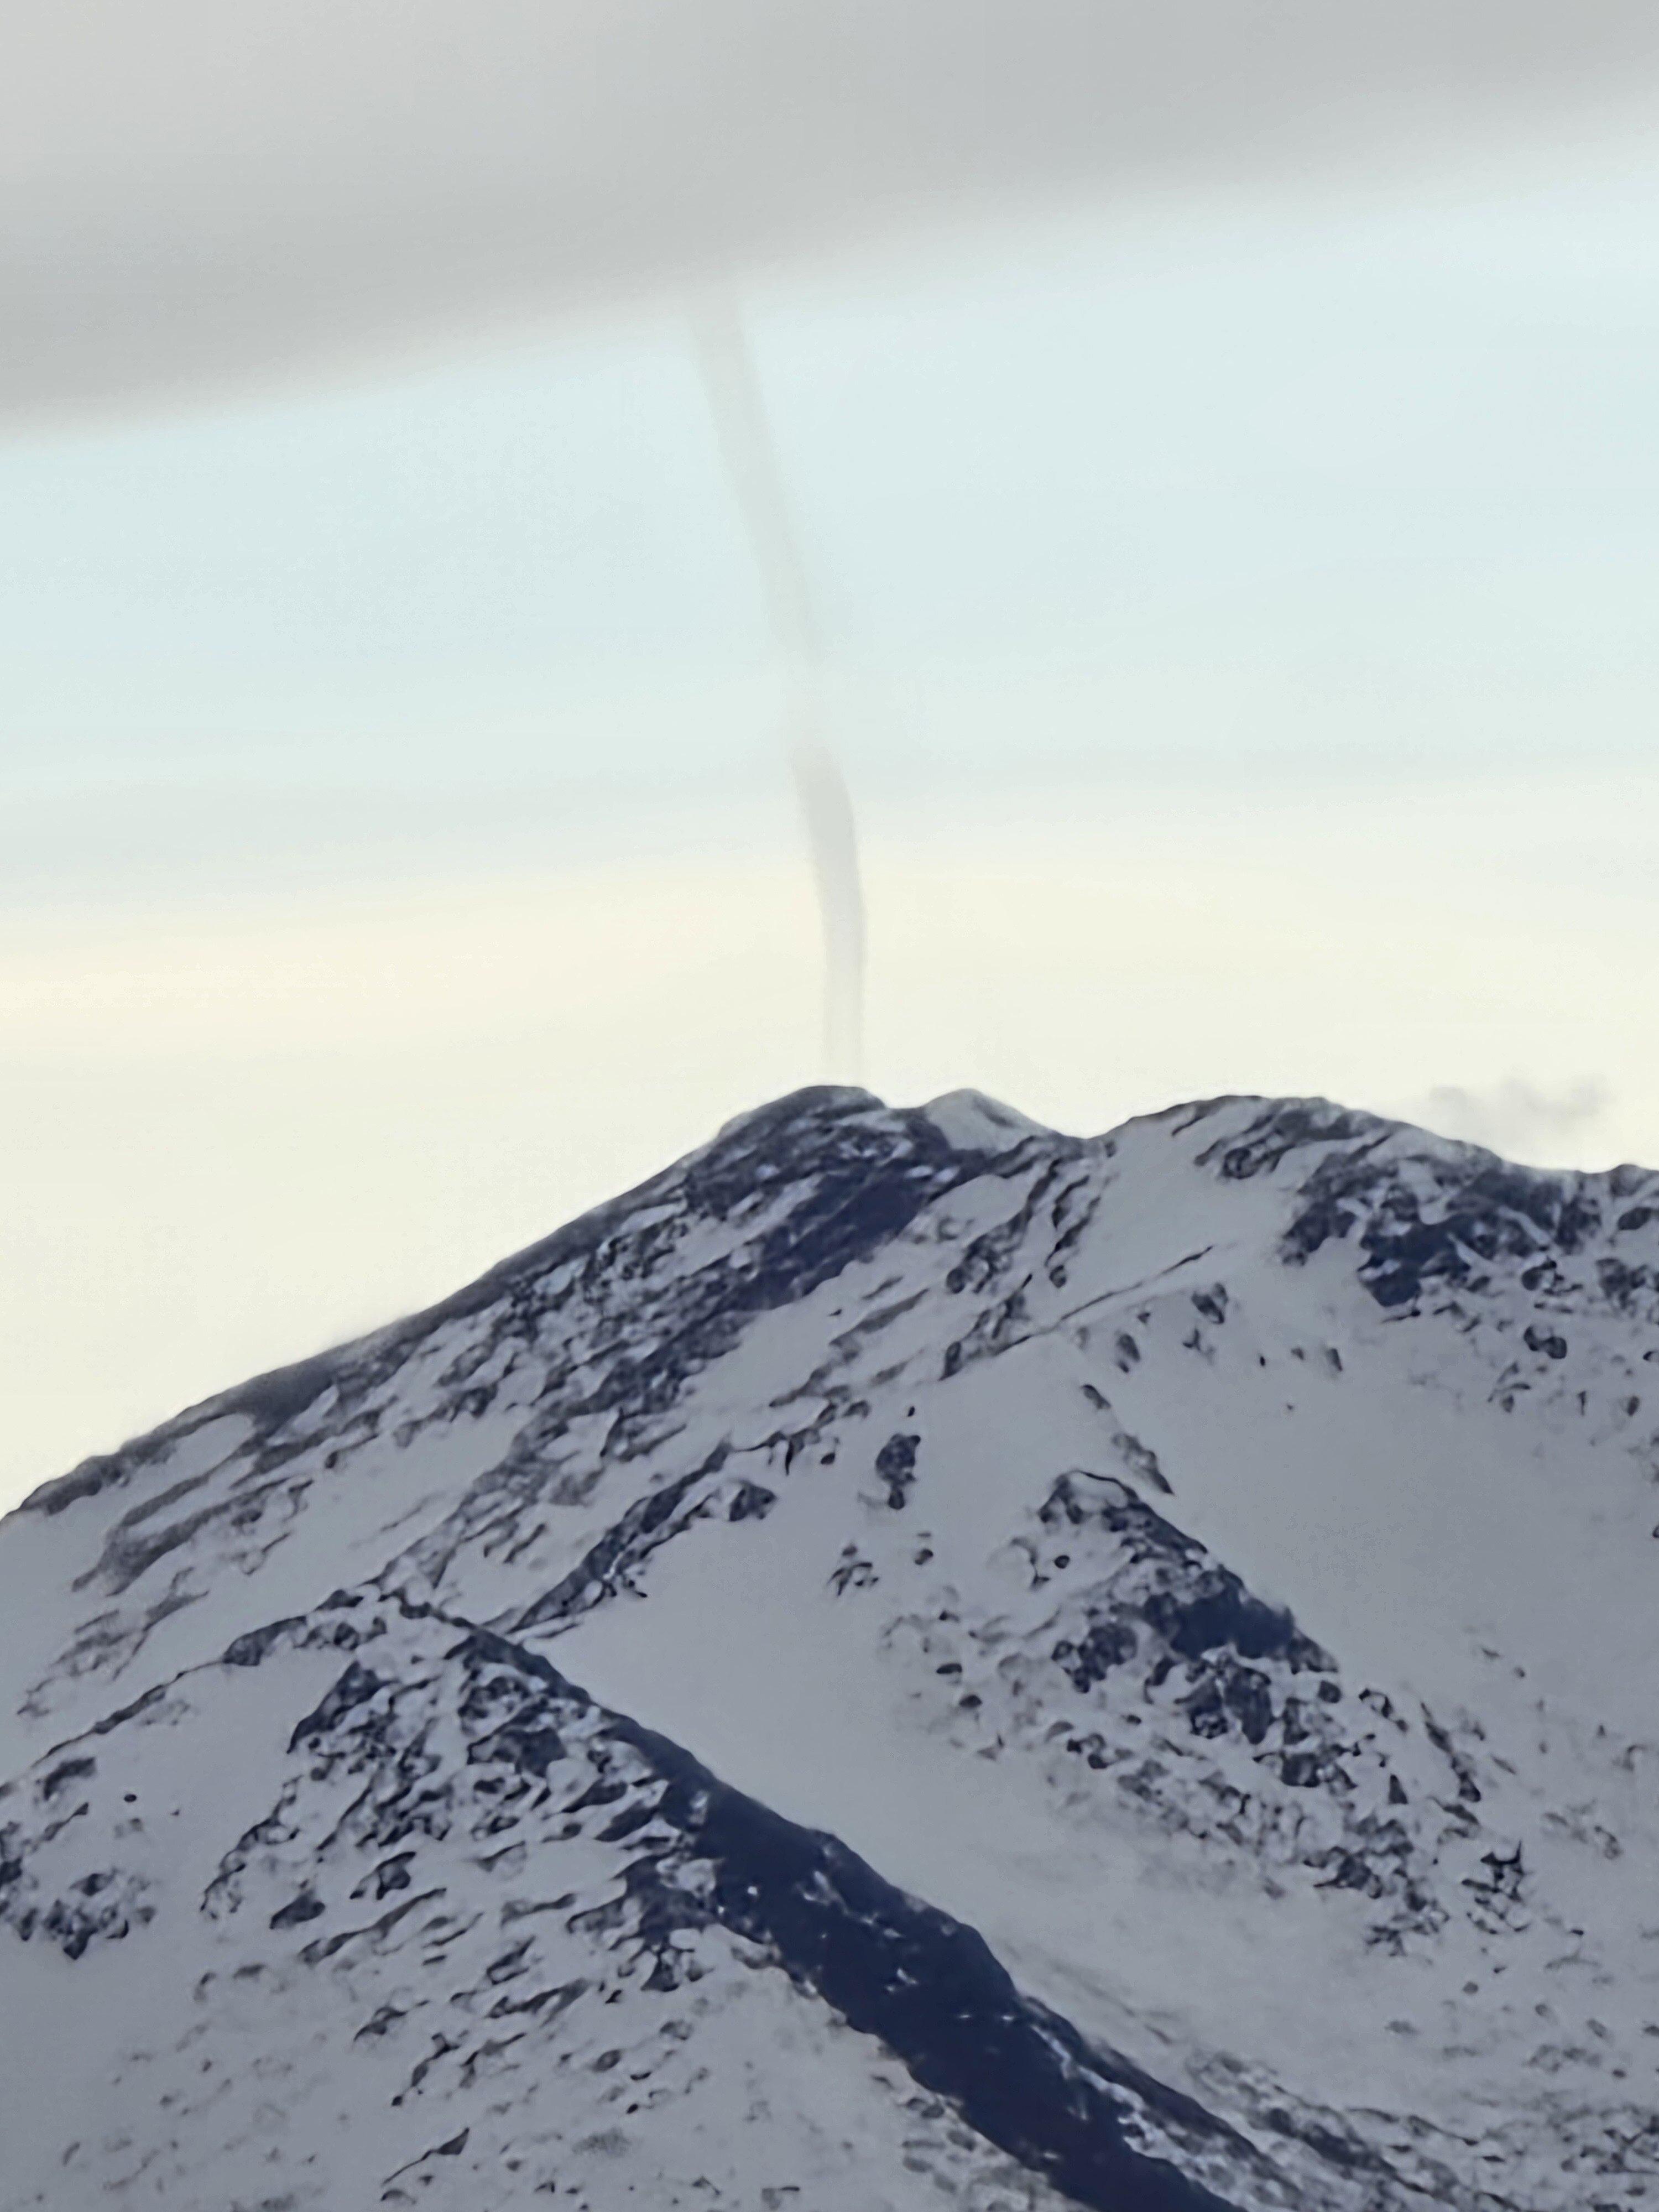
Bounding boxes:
[2,1085,1657,2211]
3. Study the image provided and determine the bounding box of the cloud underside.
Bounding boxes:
[7,0,1659,418]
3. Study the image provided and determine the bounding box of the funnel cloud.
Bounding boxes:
[695,300,864,1083]
[787,734,866,1084]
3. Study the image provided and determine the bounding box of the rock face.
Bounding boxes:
[2,1085,1657,2211]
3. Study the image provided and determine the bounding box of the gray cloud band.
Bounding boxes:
[7,0,1659,421]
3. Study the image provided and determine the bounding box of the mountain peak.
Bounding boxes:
[3,1091,1656,2210]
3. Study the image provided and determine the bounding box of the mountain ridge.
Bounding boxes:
[3,1086,1656,2210]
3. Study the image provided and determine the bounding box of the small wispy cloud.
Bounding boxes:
[1411,1077,1609,1162]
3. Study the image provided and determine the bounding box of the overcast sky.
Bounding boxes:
[9,0,1659,420]
[8,13,1659,1502]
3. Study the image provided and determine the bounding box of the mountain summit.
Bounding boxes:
[2,1087,1656,2210]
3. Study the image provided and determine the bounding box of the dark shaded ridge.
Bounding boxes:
[454,1626,1248,2212]
[670,1782,1244,2212]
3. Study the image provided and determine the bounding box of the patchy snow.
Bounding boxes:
[3,1086,1658,2209]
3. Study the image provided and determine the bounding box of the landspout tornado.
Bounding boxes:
[693,300,865,1086]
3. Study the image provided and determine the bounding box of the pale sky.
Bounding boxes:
[7,117,1659,1505]
[12,142,1659,865]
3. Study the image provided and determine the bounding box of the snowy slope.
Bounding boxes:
[2,1086,1657,2210]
